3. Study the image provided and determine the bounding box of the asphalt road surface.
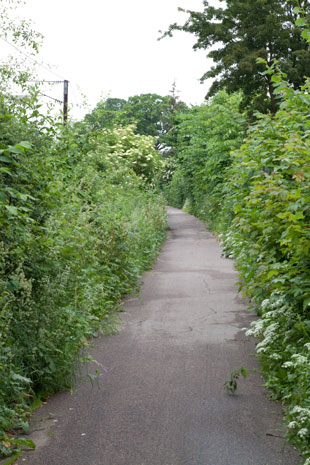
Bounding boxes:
[18,207,300,465]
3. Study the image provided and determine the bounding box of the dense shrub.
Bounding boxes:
[0,98,166,456]
[162,166,188,209]
[164,70,310,461]
[224,77,310,461]
[165,91,246,231]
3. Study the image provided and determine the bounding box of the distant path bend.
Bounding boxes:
[22,207,300,465]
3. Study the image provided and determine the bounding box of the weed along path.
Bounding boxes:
[20,207,300,465]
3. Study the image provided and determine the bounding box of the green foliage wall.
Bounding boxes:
[223,77,310,460]
[165,91,246,231]
[165,77,310,462]
[0,96,166,456]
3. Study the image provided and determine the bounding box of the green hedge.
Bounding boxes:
[165,78,310,462]
[164,91,246,231]
[224,77,310,461]
[0,101,166,456]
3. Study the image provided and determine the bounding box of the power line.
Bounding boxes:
[0,34,66,80]
[1,37,85,118]
[29,80,64,84]
[39,93,63,104]
[9,93,62,104]
[0,37,71,122]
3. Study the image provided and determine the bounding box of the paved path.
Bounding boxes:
[20,207,300,465]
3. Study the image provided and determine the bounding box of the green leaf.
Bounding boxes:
[7,146,24,155]
[0,167,12,174]
[277,212,290,219]
[296,17,307,27]
[17,141,31,149]
[5,205,19,216]
[0,191,8,201]
[2,451,23,465]
[271,75,282,83]
[0,156,13,163]
[267,270,279,279]
[240,366,247,379]
[301,29,310,41]
[303,297,310,310]
[9,438,35,449]
[11,373,31,384]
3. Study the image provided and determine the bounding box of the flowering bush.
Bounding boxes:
[89,124,163,184]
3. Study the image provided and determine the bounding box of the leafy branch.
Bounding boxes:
[224,366,247,394]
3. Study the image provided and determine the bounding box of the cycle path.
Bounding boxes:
[19,207,300,465]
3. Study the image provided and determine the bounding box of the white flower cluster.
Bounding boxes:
[264,294,287,311]
[283,361,294,368]
[298,428,308,439]
[220,230,241,257]
[288,420,298,429]
[289,405,310,431]
[291,404,310,416]
[245,293,295,363]
[269,352,282,360]
[261,298,270,311]
[256,322,280,354]
[283,353,310,370]
[292,354,309,365]
[287,405,310,461]
[245,295,285,339]
[246,318,264,337]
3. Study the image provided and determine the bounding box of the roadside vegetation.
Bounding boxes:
[163,2,310,462]
[166,69,310,465]
[2,0,310,463]
[0,1,168,458]
[0,93,167,457]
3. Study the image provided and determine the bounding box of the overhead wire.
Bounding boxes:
[39,93,63,104]
[0,35,85,117]
[29,80,64,84]
[0,34,66,80]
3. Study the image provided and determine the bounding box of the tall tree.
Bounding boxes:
[84,94,170,137]
[85,93,188,151]
[163,0,310,113]
[121,93,172,139]
[160,81,188,156]
[84,98,127,129]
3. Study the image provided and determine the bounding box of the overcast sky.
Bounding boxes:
[8,0,220,119]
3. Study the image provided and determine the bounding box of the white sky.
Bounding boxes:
[6,0,220,119]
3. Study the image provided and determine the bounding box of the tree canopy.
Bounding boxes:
[163,0,310,113]
[84,98,127,129]
[85,92,188,152]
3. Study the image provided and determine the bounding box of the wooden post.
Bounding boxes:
[63,80,69,124]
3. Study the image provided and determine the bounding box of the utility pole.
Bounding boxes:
[63,80,69,124]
